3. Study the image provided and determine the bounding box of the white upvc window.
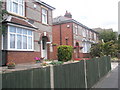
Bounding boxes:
[82,43,86,53]
[87,30,89,38]
[7,0,24,16]
[42,8,48,24]
[75,26,78,35]
[8,26,33,51]
[90,31,92,38]
[94,33,96,40]
[82,29,86,37]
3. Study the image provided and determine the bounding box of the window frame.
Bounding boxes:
[94,33,96,40]
[42,8,48,24]
[6,0,25,16]
[75,26,78,35]
[7,25,34,51]
[82,29,86,37]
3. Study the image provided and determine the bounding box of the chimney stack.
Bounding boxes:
[64,11,72,18]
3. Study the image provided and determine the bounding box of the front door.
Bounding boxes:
[41,36,48,59]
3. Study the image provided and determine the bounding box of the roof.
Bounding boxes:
[2,16,38,29]
[35,0,55,10]
[53,16,99,34]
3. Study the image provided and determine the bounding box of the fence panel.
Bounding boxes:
[53,60,85,88]
[106,56,111,72]
[32,67,51,88]
[86,58,99,88]
[2,69,33,88]
[99,57,108,78]
[2,67,51,88]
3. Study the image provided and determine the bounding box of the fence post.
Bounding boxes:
[96,57,100,78]
[50,65,54,89]
[84,60,87,89]
[31,70,33,88]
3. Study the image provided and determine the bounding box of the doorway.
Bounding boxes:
[76,42,79,58]
[41,36,48,59]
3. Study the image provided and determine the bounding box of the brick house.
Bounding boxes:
[52,11,99,60]
[1,0,55,65]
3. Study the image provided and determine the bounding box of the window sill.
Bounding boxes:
[42,23,49,26]
[5,49,34,52]
[8,12,27,19]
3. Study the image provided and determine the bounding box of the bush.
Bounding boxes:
[57,45,73,62]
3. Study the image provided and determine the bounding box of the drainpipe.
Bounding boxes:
[60,24,62,45]
[72,23,74,46]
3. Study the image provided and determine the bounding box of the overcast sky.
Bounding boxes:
[43,0,118,32]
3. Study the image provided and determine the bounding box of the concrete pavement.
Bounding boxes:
[92,62,119,89]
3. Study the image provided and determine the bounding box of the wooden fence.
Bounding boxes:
[1,56,111,88]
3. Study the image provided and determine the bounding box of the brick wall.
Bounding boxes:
[6,51,40,64]
[52,23,73,60]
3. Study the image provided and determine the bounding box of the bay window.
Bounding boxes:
[8,26,33,51]
[7,0,24,16]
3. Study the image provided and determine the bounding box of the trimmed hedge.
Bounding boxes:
[57,45,73,62]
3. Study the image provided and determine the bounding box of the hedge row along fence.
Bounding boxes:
[1,56,111,88]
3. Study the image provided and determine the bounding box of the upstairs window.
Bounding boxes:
[82,29,86,37]
[42,8,48,24]
[7,0,24,16]
[73,26,78,35]
[75,26,78,35]
[94,33,96,40]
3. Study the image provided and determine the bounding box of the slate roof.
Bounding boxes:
[53,16,99,34]
[3,16,38,29]
[35,0,55,10]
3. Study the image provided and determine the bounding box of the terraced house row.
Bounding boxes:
[0,0,99,65]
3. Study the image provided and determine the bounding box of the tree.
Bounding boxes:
[99,31,117,43]
[90,42,104,57]
[90,40,117,57]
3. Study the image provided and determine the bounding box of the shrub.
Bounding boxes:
[50,61,63,65]
[57,45,73,62]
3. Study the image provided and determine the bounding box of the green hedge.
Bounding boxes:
[57,45,73,62]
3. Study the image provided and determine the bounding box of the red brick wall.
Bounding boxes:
[52,25,61,45]
[82,53,90,58]
[52,25,60,60]
[6,51,40,64]
[52,23,73,60]
[61,23,73,45]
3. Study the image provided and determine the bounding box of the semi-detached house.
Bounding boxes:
[1,0,55,65]
[52,11,99,60]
